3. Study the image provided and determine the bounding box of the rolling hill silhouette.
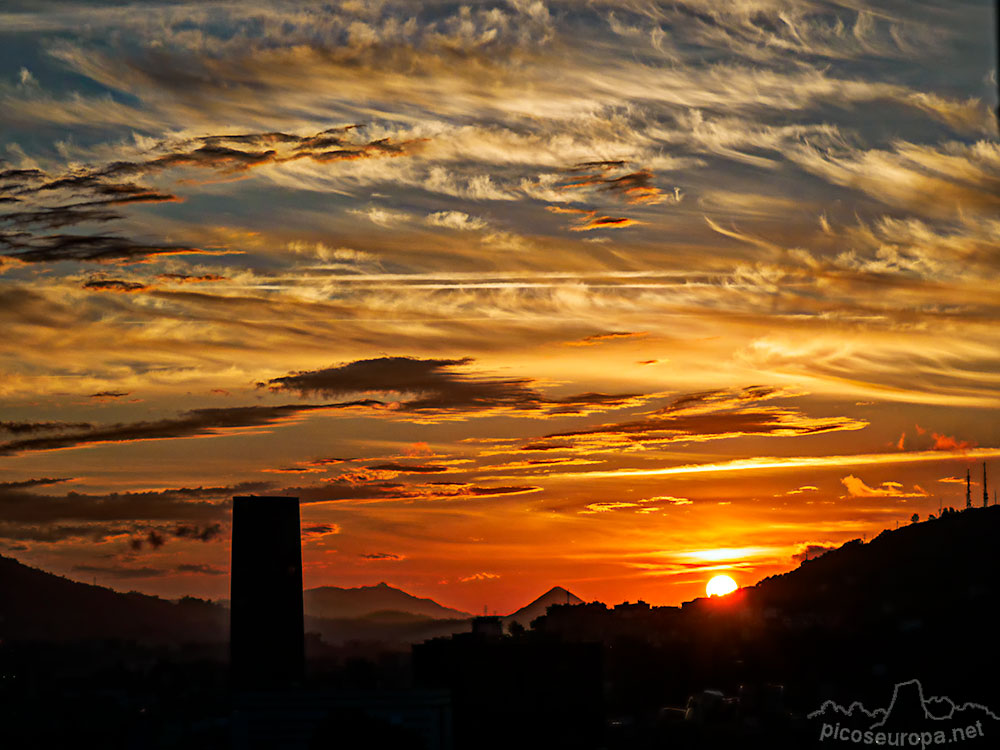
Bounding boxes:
[1,551,591,647]
[745,504,1000,632]
[10,506,998,655]
[0,555,474,646]
[0,553,227,643]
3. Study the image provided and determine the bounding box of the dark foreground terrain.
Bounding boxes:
[2,505,999,749]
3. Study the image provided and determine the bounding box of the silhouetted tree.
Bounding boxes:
[911,513,919,524]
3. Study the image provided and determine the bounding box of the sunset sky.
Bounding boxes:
[1,0,998,613]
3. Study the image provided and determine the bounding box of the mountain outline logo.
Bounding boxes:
[809,679,1000,746]
[809,679,1000,726]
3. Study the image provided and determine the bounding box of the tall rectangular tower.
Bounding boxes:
[230,495,304,690]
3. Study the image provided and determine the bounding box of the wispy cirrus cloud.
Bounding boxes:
[559,163,675,205]
[0,402,381,456]
[261,356,647,420]
[788,139,1000,220]
[302,523,340,537]
[840,475,928,498]
[1,421,92,434]
[0,232,214,265]
[564,331,648,347]
[360,552,404,561]
[1,127,423,264]
[72,564,167,579]
[578,495,692,515]
[543,386,867,448]
[0,477,75,490]
[291,479,542,506]
[425,211,488,231]
[459,571,500,582]
[82,276,149,293]
[0,480,265,543]
[546,205,642,232]
[551,448,1000,482]
[938,476,970,484]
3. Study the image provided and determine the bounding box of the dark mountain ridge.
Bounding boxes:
[303,581,471,620]
[9,505,996,651]
[0,553,228,644]
[746,504,999,630]
[0,555,558,646]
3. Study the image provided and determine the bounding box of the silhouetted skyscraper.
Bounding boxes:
[230,495,304,690]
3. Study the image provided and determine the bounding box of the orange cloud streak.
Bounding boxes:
[552,447,1000,481]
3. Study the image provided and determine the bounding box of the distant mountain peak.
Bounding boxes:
[506,585,584,625]
[534,585,581,602]
[303,582,470,620]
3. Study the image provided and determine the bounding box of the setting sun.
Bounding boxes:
[706,575,738,598]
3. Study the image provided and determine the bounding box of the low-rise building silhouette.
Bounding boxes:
[413,617,604,749]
